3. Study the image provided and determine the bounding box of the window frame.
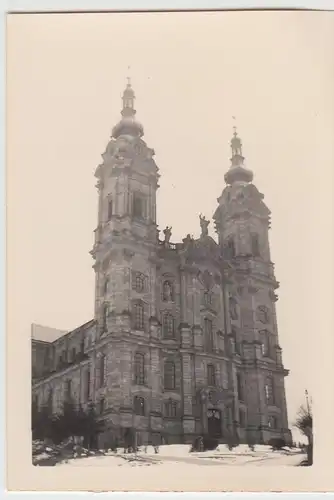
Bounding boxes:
[164,360,176,390]
[134,352,145,386]
[207,363,216,387]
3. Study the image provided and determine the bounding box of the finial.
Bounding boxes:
[232,116,237,137]
[126,66,131,86]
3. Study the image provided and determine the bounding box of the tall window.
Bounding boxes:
[100,354,106,388]
[133,194,144,218]
[260,330,270,357]
[102,303,109,332]
[162,280,173,302]
[237,373,243,401]
[163,313,175,339]
[164,360,176,390]
[85,368,91,400]
[265,376,275,405]
[71,347,76,362]
[229,297,238,320]
[99,397,105,415]
[231,327,241,356]
[134,396,145,415]
[164,400,178,418]
[65,379,72,402]
[134,352,145,385]
[207,364,216,386]
[103,277,110,295]
[239,408,246,428]
[205,318,214,351]
[251,233,260,257]
[133,301,145,331]
[107,198,113,221]
[226,237,236,258]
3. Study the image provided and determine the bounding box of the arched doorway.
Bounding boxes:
[207,408,222,438]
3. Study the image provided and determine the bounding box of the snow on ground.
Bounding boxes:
[56,444,304,468]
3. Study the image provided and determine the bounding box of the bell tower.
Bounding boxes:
[213,126,291,445]
[91,79,160,340]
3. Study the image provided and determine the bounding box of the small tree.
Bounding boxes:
[294,394,313,466]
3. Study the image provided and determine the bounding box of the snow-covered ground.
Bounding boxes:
[56,444,304,468]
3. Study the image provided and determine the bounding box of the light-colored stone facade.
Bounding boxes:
[32,82,292,448]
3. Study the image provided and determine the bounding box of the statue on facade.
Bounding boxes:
[163,226,172,244]
[199,214,210,237]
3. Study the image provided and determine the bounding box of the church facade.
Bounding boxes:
[32,80,292,447]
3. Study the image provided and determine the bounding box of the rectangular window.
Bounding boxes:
[237,373,243,401]
[164,361,176,390]
[207,364,216,386]
[265,377,275,405]
[65,379,72,402]
[205,318,214,352]
[107,198,113,220]
[134,302,145,330]
[164,400,177,418]
[99,397,105,415]
[133,194,144,219]
[100,354,106,388]
[134,352,145,385]
[85,368,91,400]
[251,234,260,257]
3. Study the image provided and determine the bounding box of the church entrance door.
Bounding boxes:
[207,409,222,438]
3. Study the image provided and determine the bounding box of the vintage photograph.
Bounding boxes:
[7,9,334,487]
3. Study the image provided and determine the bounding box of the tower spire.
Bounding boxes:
[121,73,136,118]
[224,119,253,185]
[111,76,144,139]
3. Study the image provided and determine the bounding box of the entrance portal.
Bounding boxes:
[207,409,222,438]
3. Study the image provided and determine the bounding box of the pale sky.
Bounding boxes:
[7,10,334,435]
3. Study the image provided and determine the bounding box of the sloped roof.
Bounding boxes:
[31,323,68,343]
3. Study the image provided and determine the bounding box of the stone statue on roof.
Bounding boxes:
[199,214,210,238]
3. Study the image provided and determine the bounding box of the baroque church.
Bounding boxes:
[31,79,292,447]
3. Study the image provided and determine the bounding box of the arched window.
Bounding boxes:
[229,297,238,320]
[133,301,145,331]
[163,313,175,338]
[164,400,178,418]
[134,352,145,385]
[164,360,176,390]
[256,305,270,324]
[162,280,173,302]
[207,364,216,387]
[134,396,145,415]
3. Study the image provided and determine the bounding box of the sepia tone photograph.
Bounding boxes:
[6,7,334,492]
